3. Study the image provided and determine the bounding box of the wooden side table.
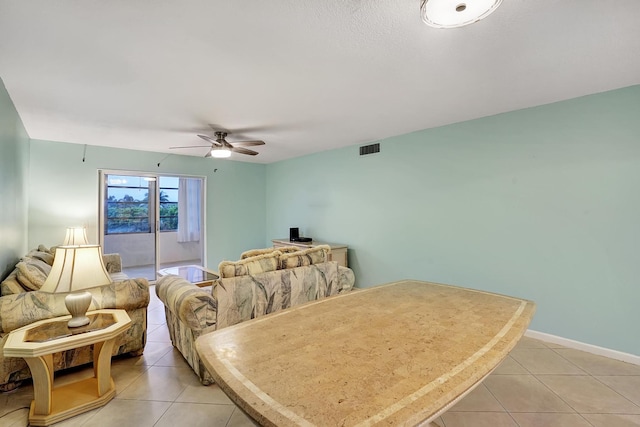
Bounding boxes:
[3,309,131,426]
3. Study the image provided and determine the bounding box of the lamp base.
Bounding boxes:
[65,291,93,328]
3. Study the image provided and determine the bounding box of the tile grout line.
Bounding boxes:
[482,369,525,427]
[528,344,602,427]
[224,407,240,427]
[151,400,173,427]
[548,345,640,413]
[492,340,587,426]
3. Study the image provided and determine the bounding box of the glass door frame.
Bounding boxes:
[98,169,207,282]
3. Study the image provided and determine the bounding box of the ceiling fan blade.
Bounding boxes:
[198,134,222,146]
[169,145,211,149]
[208,124,229,133]
[204,150,212,158]
[207,123,275,134]
[195,127,265,156]
[231,146,259,156]
[231,140,265,147]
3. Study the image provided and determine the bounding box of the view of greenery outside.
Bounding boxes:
[106,189,178,234]
[159,191,178,231]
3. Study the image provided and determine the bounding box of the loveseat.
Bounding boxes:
[156,245,355,385]
[0,245,149,392]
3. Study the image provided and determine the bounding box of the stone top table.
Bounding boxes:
[196,280,536,426]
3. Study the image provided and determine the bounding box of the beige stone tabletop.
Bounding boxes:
[196,280,536,426]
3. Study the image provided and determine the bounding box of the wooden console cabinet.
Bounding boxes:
[271,239,348,267]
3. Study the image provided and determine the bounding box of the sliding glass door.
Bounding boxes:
[158,176,204,273]
[99,171,205,281]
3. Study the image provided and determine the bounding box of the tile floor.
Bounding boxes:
[1,286,639,427]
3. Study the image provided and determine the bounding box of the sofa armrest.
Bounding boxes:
[155,275,217,332]
[0,278,150,334]
[102,253,122,274]
[337,266,355,292]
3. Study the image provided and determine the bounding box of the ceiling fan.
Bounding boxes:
[170,127,265,158]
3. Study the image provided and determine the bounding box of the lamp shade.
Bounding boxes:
[40,245,112,293]
[63,226,89,245]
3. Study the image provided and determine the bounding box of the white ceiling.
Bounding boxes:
[1,1,639,164]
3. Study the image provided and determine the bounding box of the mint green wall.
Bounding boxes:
[0,77,29,278]
[28,140,266,268]
[266,85,640,356]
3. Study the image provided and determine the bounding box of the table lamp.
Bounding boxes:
[40,245,112,328]
[63,226,89,245]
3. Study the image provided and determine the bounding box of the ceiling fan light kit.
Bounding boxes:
[420,0,502,28]
[210,147,232,158]
[170,126,266,159]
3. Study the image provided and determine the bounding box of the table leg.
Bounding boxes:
[23,354,54,415]
[94,338,117,396]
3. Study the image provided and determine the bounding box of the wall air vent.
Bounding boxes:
[359,143,380,156]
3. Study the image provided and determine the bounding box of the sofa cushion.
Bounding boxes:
[0,270,25,296]
[102,253,123,274]
[38,244,53,253]
[278,245,330,269]
[15,258,52,291]
[218,251,281,278]
[215,262,340,329]
[109,272,129,282]
[25,249,54,266]
[240,246,299,259]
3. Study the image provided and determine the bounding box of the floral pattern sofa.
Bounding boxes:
[0,245,150,392]
[156,245,355,385]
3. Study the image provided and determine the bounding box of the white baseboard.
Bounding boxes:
[525,329,640,366]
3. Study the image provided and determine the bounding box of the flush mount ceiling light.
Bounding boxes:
[421,0,502,28]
